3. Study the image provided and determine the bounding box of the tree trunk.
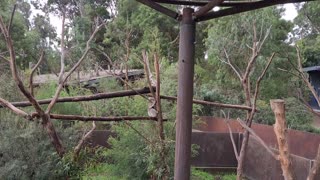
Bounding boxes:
[42,114,65,157]
[270,99,294,180]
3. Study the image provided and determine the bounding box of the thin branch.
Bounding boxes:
[74,121,96,158]
[297,91,320,117]
[307,144,320,180]
[296,46,320,107]
[0,54,9,62]
[58,11,66,84]
[222,48,242,80]
[221,111,239,161]
[29,50,45,96]
[277,68,300,78]
[124,121,152,144]
[0,15,44,114]
[160,95,256,111]
[248,53,276,123]
[8,4,17,35]
[0,97,31,120]
[154,53,164,139]
[46,22,105,114]
[237,118,279,160]
[142,50,156,98]
[48,114,160,122]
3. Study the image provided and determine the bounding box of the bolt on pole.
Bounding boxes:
[174,8,196,180]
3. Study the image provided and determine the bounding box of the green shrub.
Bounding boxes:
[0,111,79,179]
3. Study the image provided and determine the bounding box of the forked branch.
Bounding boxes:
[46,22,106,114]
[29,51,45,96]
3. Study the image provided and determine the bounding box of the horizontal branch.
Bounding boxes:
[1,87,154,108]
[1,87,255,112]
[0,97,31,120]
[160,95,256,111]
[49,114,159,122]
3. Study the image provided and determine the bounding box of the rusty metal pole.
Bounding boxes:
[174,8,195,180]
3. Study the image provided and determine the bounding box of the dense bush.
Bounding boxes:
[0,110,80,179]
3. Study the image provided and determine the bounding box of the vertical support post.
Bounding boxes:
[174,8,195,180]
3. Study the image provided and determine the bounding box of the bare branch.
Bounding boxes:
[58,11,66,84]
[2,87,154,108]
[29,50,45,96]
[221,111,239,161]
[48,114,160,122]
[0,97,31,120]
[124,121,152,144]
[277,68,300,78]
[0,15,44,114]
[222,48,242,80]
[8,5,17,35]
[142,50,156,99]
[237,118,279,160]
[296,46,320,107]
[46,23,105,114]
[0,11,64,157]
[74,121,96,158]
[0,54,9,62]
[250,53,276,119]
[297,91,320,117]
[308,144,320,180]
[159,95,256,111]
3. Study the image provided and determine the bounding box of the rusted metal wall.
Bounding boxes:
[191,132,241,168]
[243,137,315,180]
[191,132,320,180]
[196,117,320,159]
[85,130,116,148]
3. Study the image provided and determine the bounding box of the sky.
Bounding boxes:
[282,3,298,21]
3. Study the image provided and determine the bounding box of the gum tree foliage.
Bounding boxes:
[294,2,320,67]
[197,7,296,117]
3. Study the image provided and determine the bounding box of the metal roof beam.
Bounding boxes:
[193,0,224,18]
[153,0,263,7]
[136,0,180,19]
[196,0,317,22]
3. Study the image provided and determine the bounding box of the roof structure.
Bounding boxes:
[303,66,320,72]
[137,0,317,21]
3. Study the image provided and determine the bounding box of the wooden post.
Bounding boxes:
[270,99,294,180]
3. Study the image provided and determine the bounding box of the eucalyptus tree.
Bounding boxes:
[294,2,320,67]
[203,7,294,101]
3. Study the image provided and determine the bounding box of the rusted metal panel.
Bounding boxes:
[191,132,240,167]
[244,137,312,180]
[196,117,320,160]
[85,130,116,148]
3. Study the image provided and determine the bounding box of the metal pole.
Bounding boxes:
[174,8,195,180]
